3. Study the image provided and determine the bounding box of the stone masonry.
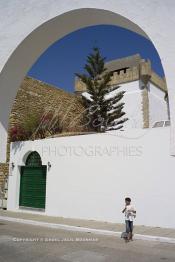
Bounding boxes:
[0,76,87,187]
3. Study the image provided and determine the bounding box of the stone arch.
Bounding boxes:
[0,8,173,162]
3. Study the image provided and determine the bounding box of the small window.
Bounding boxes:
[25,151,42,167]
[165,120,170,127]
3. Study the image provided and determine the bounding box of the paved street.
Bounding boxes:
[1,210,175,239]
[0,220,175,262]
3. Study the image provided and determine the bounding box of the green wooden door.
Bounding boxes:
[19,166,47,209]
[19,151,47,209]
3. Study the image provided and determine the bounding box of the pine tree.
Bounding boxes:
[76,47,128,132]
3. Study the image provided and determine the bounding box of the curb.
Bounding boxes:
[0,215,175,244]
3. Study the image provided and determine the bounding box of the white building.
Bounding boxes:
[7,127,175,229]
[75,54,170,129]
[6,54,173,229]
[1,3,174,230]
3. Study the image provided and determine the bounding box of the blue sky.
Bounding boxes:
[28,25,164,93]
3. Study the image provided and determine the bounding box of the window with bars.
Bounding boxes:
[25,151,42,167]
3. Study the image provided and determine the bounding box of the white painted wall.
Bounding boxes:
[148,82,169,127]
[115,81,143,129]
[83,80,143,129]
[105,80,169,129]
[1,1,175,161]
[7,128,175,228]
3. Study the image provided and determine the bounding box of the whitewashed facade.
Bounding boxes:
[148,82,169,127]
[121,80,169,129]
[1,2,175,162]
[7,128,175,228]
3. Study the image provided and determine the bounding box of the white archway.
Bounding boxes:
[0,5,175,162]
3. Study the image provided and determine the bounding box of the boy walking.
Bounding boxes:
[122,197,136,241]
